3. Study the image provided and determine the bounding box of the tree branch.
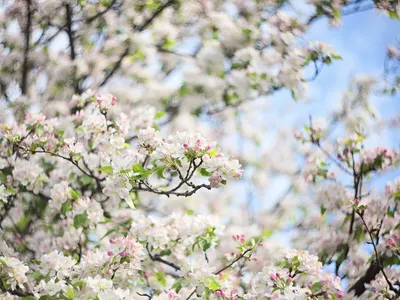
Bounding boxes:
[86,0,118,24]
[146,243,181,271]
[99,0,175,87]
[65,3,80,94]
[21,0,32,95]
[356,210,397,295]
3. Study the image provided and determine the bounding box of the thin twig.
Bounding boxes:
[356,210,398,295]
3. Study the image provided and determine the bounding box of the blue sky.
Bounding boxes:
[257,8,400,211]
[275,8,400,124]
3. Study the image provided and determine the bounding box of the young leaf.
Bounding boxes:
[124,197,135,209]
[200,168,212,176]
[99,166,113,174]
[155,272,167,287]
[208,277,221,291]
[73,212,88,228]
[155,165,167,179]
[70,189,82,201]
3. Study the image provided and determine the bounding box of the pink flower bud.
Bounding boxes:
[387,237,396,247]
[293,131,302,139]
[240,234,246,243]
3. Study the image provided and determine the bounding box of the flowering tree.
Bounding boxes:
[1,0,400,299]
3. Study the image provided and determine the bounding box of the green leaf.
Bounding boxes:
[2,279,9,290]
[291,90,297,101]
[66,285,75,299]
[331,54,342,60]
[70,189,81,201]
[262,228,273,238]
[124,197,135,209]
[388,10,399,20]
[208,277,221,291]
[178,84,190,97]
[162,38,175,50]
[70,153,83,162]
[73,280,86,290]
[79,175,93,186]
[30,270,42,280]
[31,259,41,265]
[176,159,183,168]
[311,282,322,293]
[198,238,212,252]
[207,147,218,157]
[155,165,167,179]
[185,209,195,215]
[5,187,16,194]
[155,272,167,287]
[154,111,166,119]
[324,56,332,65]
[199,168,212,177]
[120,256,131,264]
[101,229,117,240]
[392,191,400,198]
[320,205,326,215]
[16,216,30,232]
[99,166,114,174]
[383,255,400,267]
[335,244,349,274]
[88,139,94,150]
[354,226,366,243]
[131,163,154,180]
[73,212,88,228]
[332,8,341,19]
[61,202,72,216]
[159,249,172,256]
[172,278,183,293]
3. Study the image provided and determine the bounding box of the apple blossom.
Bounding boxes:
[0,0,400,299]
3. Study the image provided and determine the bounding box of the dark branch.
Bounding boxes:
[21,0,32,95]
[136,0,175,31]
[86,0,118,24]
[146,243,181,271]
[349,261,381,296]
[65,4,80,94]
[99,0,175,87]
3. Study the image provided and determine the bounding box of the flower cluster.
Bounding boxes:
[0,0,399,299]
[247,249,343,299]
[0,256,29,291]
